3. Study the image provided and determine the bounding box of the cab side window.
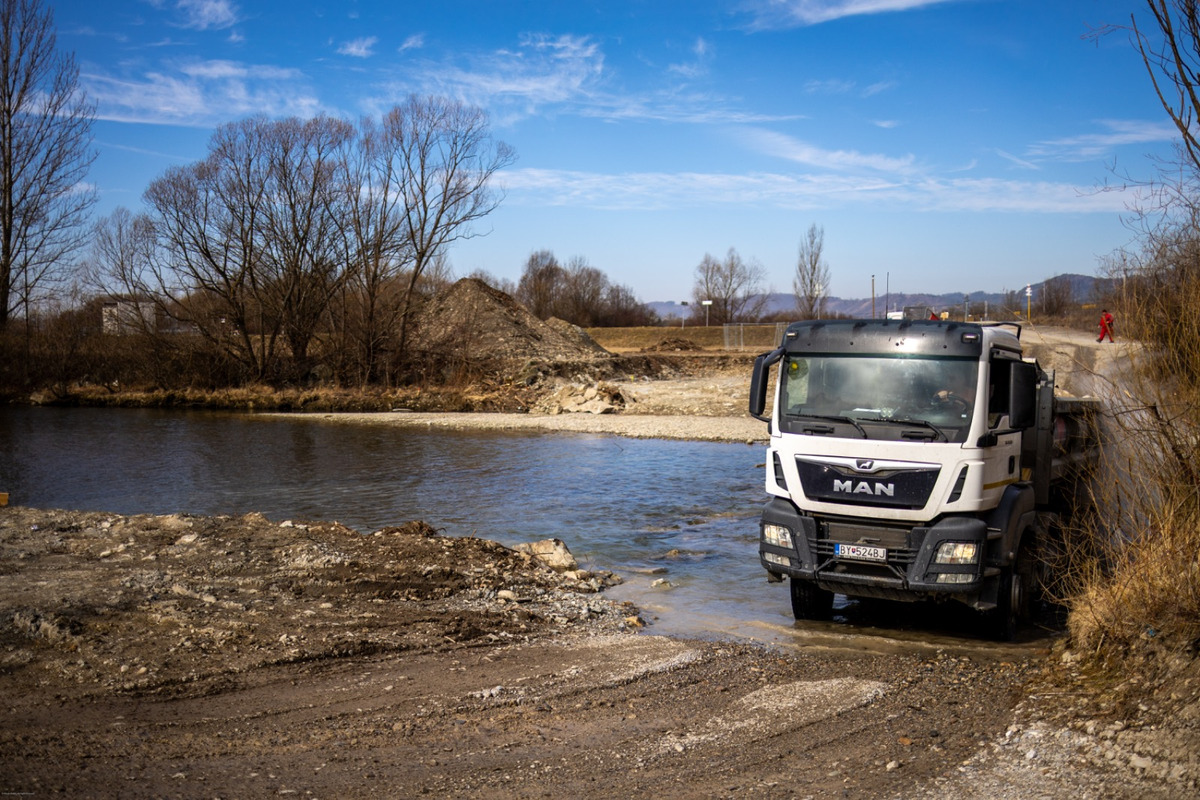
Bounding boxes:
[987,358,1013,428]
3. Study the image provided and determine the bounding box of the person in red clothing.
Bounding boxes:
[1097,309,1115,343]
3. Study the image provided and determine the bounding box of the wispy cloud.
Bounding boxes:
[83,59,322,127]
[997,149,1039,170]
[373,33,606,123]
[1027,119,1177,162]
[742,0,961,30]
[668,37,713,79]
[175,0,239,31]
[742,128,918,174]
[399,34,425,52]
[497,166,1132,214]
[338,36,378,58]
[804,78,856,95]
[388,33,790,127]
[426,33,603,108]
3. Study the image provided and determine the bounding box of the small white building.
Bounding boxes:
[101,300,156,335]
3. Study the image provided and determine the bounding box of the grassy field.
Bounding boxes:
[586,323,786,353]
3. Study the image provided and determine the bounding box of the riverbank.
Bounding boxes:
[285,409,767,443]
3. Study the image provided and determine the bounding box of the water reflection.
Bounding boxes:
[0,406,770,637]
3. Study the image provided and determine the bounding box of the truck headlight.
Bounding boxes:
[762,523,793,549]
[935,572,974,584]
[934,542,978,565]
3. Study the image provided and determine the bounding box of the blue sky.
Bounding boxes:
[58,0,1173,303]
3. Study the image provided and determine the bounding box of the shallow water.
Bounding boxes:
[0,406,790,639]
[0,406,1057,649]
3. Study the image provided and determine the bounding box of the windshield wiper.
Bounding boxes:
[861,416,948,442]
[791,413,868,439]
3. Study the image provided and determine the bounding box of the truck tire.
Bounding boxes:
[992,542,1035,641]
[790,577,834,620]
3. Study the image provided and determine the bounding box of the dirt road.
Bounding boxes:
[1,505,1155,800]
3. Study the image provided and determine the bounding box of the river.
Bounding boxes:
[0,406,794,640]
[0,406,1057,650]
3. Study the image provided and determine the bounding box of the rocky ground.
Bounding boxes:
[3,324,1198,798]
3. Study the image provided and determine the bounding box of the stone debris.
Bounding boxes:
[534,381,629,415]
[0,507,632,699]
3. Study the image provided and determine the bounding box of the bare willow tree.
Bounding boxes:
[793,223,830,319]
[0,0,96,330]
[516,249,563,318]
[691,247,769,325]
[88,207,157,301]
[388,96,516,362]
[560,257,607,326]
[144,117,278,380]
[258,115,355,368]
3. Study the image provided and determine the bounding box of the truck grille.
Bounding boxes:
[796,458,940,510]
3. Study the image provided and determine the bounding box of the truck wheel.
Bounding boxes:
[992,544,1035,641]
[790,578,834,620]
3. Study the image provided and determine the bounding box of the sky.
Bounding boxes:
[55,0,1177,303]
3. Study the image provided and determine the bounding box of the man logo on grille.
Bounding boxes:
[834,479,895,497]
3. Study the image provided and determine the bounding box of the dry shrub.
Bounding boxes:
[1064,253,1200,661]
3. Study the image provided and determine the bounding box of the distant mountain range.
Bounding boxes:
[649,273,1114,320]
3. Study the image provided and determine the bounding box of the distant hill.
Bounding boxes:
[649,273,1114,320]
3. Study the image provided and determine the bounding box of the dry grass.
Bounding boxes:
[586,324,785,353]
[1062,267,1200,665]
[52,381,542,413]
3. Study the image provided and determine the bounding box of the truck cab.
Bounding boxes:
[749,319,1051,638]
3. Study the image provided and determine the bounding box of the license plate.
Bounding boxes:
[835,543,887,562]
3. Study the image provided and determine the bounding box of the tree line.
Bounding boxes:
[88,100,514,388]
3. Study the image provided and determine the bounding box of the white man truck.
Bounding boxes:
[748,319,1100,638]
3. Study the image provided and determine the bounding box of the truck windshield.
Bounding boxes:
[780,354,978,443]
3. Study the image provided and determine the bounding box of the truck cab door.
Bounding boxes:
[977,357,1025,504]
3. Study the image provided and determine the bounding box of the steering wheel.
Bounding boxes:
[932,392,971,415]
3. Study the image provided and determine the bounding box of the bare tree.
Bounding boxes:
[1038,274,1075,318]
[335,113,412,385]
[144,117,279,380]
[0,0,96,330]
[691,247,769,325]
[258,115,355,369]
[1133,1,1200,177]
[516,249,563,318]
[599,282,656,326]
[793,223,830,319]
[87,207,157,301]
[387,96,516,361]
[560,257,606,326]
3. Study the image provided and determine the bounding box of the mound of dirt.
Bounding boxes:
[411,279,612,366]
[641,336,704,352]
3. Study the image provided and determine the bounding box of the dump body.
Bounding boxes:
[748,319,1100,637]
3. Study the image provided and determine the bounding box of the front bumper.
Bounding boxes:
[758,497,990,601]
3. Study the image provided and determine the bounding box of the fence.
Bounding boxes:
[722,322,789,351]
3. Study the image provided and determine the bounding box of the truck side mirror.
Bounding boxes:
[1009,361,1038,429]
[749,348,783,423]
